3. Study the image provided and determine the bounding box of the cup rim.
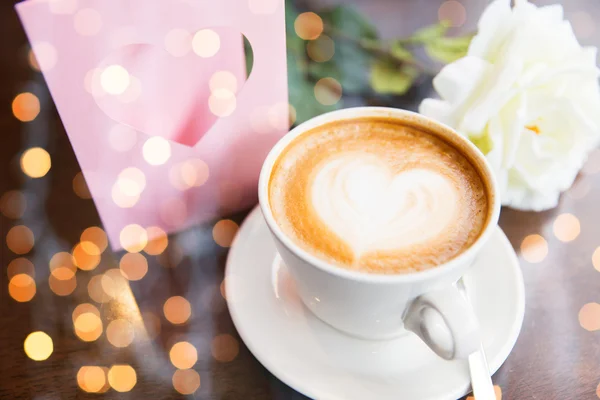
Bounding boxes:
[258,106,501,284]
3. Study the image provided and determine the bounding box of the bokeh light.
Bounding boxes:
[209,89,237,117]
[100,64,130,95]
[553,213,580,242]
[108,124,137,153]
[295,12,323,40]
[438,0,466,28]
[520,234,548,263]
[49,274,77,296]
[120,224,148,253]
[100,269,128,299]
[6,225,34,254]
[20,147,51,178]
[24,331,53,361]
[30,42,57,72]
[116,76,142,103]
[268,102,296,131]
[88,275,110,303]
[209,71,238,93]
[169,159,210,191]
[314,77,342,106]
[141,311,161,339]
[12,92,40,122]
[579,302,600,331]
[9,274,36,302]
[108,365,137,392]
[7,258,35,279]
[73,172,92,199]
[144,226,169,255]
[77,366,108,393]
[74,8,103,36]
[211,334,239,362]
[169,341,198,369]
[165,28,191,57]
[73,304,103,342]
[192,29,220,58]
[119,253,148,281]
[593,247,600,272]
[248,0,278,14]
[106,319,134,348]
[212,219,239,248]
[163,296,191,325]
[143,136,171,165]
[116,167,146,198]
[172,369,201,395]
[49,251,77,281]
[81,227,108,254]
[112,183,140,208]
[72,242,101,271]
[306,34,335,62]
[0,190,26,219]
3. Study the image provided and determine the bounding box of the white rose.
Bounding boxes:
[420,0,600,211]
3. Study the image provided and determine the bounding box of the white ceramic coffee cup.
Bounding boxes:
[258,107,501,360]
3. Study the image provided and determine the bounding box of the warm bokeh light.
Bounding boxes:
[50,251,77,280]
[7,258,35,279]
[88,275,110,303]
[120,224,148,253]
[141,311,161,339]
[438,0,466,28]
[314,77,342,106]
[116,75,142,104]
[593,247,600,272]
[165,28,191,57]
[144,226,169,255]
[306,34,335,62]
[81,226,108,254]
[30,41,57,72]
[0,190,26,219]
[267,102,296,131]
[466,385,502,400]
[248,0,278,14]
[73,172,92,199]
[159,198,187,227]
[73,304,103,342]
[294,12,323,40]
[106,319,134,348]
[172,369,201,395]
[119,253,148,281]
[101,64,130,95]
[169,159,210,191]
[520,234,548,263]
[143,136,171,165]
[117,168,146,198]
[553,213,580,242]
[579,302,600,331]
[112,183,140,208]
[209,71,238,93]
[169,341,198,369]
[9,274,36,302]
[6,225,34,254]
[209,89,237,117]
[49,274,77,296]
[163,296,191,325]
[108,124,137,152]
[192,29,220,58]
[74,8,103,36]
[24,331,53,361]
[77,366,108,393]
[108,365,137,392]
[212,219,239,248]
[72,242,101,271]
[211,334,239,362]
[100,269,128,299]
[12,92,40,122]
[20,147,51,178]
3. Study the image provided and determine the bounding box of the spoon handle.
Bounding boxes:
[468,344,496,400]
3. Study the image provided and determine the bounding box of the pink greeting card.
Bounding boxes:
[16,0,288,249]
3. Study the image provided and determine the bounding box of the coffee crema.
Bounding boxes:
[268,117,490,274]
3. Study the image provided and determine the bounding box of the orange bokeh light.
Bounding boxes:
[12,92,40,122]
[294,12,323,40]
[6,225,34,254]
[169,341,198,369]
[144,226,169,255]
[212,219,239,248]
[172,369,201,395]
[20,147,51,178]
[108,365,137,392]
[0,190,26,219]
[211,334,239,362]
[163,296,191,325]
[9,274,36,302]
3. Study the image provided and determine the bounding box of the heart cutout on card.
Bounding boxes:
[91,29,250,147]
[310,155,459,254]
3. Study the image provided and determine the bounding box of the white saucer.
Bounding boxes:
[226,207,525,400]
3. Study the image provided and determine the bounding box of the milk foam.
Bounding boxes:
[310,153,459,255]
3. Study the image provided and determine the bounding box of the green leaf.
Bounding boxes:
[284,0,304,55]
[390,41,414,62]
[370,60,419,95]
[409,21,450,44]
[425,35,473,63]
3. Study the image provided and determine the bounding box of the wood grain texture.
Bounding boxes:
[2,0,600,399]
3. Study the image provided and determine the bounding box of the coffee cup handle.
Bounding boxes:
[403,282,480,360]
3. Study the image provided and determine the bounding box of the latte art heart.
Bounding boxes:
[269,118,490,274]
[311,155,459,255]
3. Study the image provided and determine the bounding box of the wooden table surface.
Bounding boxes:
[3,1,600,399]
